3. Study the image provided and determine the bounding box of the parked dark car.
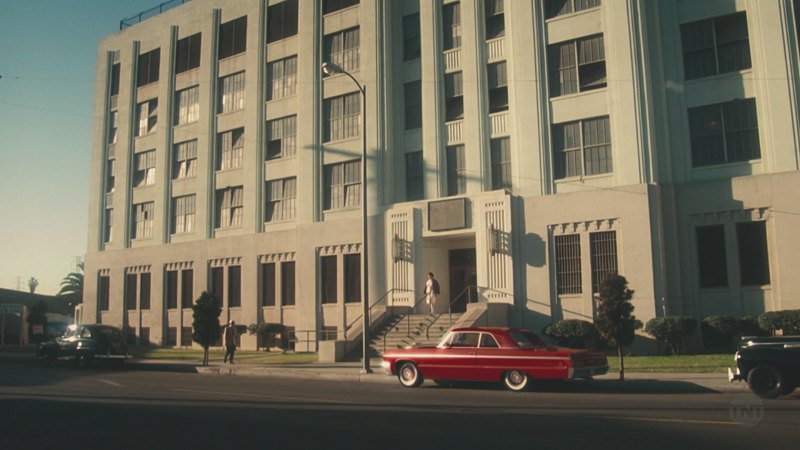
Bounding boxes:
[38,324,129,368]
[729,335,800,398]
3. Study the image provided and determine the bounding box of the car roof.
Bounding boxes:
[449,327,530,333]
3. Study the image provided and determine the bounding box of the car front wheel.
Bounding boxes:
[747,365,783,399]
[398,362,423,388]
[503,370,530,392]
[41,353,55,367]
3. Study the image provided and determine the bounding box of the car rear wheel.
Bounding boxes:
[503,370,530,392]
[398,362,423,388]
[747,365,783,399]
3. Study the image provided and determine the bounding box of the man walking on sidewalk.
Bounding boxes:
[223,320,238,364]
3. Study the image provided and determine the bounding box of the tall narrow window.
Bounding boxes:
[105,160,115,193]
[98,275,110,311]
[445,72,464,121]
[137,48,160,87]
[324,160,361,210]
[174,86,199,125]
[125,273,137,311]
[228,266,241,307]
[136,99,158,136]
[485,0,505,39]
[110,63,120,96]
[545,0,601,19]
[108,110,118,144]
[218,71,245,113]
[403,13,421,61]
[324,27,360,72]
[216,186,244,228]
[590,231,618,293]
[104,208,113,243]
[696,225,727,288]
[321,255,337,304]
[443,2,462,50]
[266,115,297,160]
[261,263,276,307]
[344,254,361,303]
[175,33,201,74]
[267,0,298,43]
[267,56,297,100]
[553,116,612,179]
[266,177,297,222]
[406,151,424,201]
[549,34,606,97]
[487,61,508,113]
[133,150,156,187]
[132,202,154,239]
[490,137,511,189]
[688,98,760,167]
[219,16,247,59]
[324,92,361,142]
[181,269,194,308]
[447,145,466,196]
[681,12,751,80]
[173,140,197,180]
[737,221,770,286]
[323,0,359,15]
[404,81,422,130]
[555,234,582,295]
[140,273,151,310]
[211,267,224,305]
[281,261,296,306]
[166,270,179,310]
[217,127,245,171]
[172,195,196,235]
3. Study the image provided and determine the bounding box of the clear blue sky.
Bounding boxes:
[0,0,161,295]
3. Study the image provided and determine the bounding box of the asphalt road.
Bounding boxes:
[0,362,797,450]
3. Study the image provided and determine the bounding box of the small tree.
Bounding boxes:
[191,292,222,366]
[644,316,696,355]
[594,275,640,381]
[28,277,39,294]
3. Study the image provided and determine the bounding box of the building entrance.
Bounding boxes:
[449,249,477,313]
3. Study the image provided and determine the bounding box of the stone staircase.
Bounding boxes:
[369,312,462,356]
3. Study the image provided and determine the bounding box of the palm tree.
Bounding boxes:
[58,262,84,310]
[28,277,39,294]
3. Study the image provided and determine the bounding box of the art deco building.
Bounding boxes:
[83,0,800,352]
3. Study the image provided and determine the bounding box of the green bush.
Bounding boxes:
[248,322,288,350]
[758,310,800,335]
[543,319,598,349]
[737,316,768,338]
[644,316,697,355]
[701,315,738,351]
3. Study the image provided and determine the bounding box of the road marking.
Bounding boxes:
[97,379,124,388]
[569,414,737,427]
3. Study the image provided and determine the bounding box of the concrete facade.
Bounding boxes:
[83,0,800,352]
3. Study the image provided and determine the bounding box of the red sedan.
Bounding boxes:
[381,327,609,391]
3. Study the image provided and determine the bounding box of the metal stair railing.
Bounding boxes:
[344,288,414,339]
[424,285,483,340]
[380,293,431,354]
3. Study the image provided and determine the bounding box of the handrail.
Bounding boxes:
[383,293,429,354]
[424,285,482,340]
[344,288,414,333]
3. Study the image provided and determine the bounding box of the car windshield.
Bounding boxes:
[509,331,543,348]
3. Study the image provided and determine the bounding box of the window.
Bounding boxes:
[98,275,110,311]
[403,13,421,61]
[344,253,361,303]
[553,116,612,179]
[181,269,194,308]
[174,86,199,125]
[696,225,727,288]
[491,137,511,189]
[324,27,360,72]
[181,327,192,346]
[321,326,338,341]
[211,267,224,305]
[324,160,361,210]
[261,263,276,307]
[480,333,499,348]
[108,110,118,144]
[443,2,462,50]
[681,12,751,80]
[266,115,297,160]
[173,140,197,180]
[136,99,158,136]
[110,63,120,96]
[267,56,297,100]
[323,0,359,15]
[545,0,601,19]
[549,34,606,97]
[450,332,479,347]
[105,160,115,193]
[321,255,337,304]
[104,208,113,243]
[555,234,582,295]
[166,328,178,346]
[216,186,243,228]
[445,72,464,121]
[217,127,245,170]
[282,261,296,306]
[485,0,505,39]
[487,61,508,113]
[447,145,466,196]
[406,151,424,201]
[228,266,241,308]
[132,202,154,239]
[324,92,361,142]
[172,195,196,234]
[175,33,201,74]
[218,71,245,113]
[404,81,422,130]
[737,221,770,286]
[688,98,760,167]
[219,16,247,59]
[266,177,297,222]
[140,273,151,310]
[590,231,617,293]
[166,270,179,309]
[137,48,160,87]
[267,0,298,43]
[133,150,156,187]
[125,273,137,310]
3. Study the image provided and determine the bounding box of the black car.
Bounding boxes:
[729,335,800,398]
[38,324,129,367]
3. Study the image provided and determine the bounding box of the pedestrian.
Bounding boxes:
[425,272,440,314]
[223,320,238,364]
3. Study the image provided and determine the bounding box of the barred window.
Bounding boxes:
[267,0,298,44]
[403,13,421,61]
[174,86,199,125]
[548,34,606,97]
[266,115,297,160]
[545,0,601,19]
[491,137,511,190]
[485,0,505,40]
[173,140,197,180]
[487,61,508,113]
[218,71,245,114]
[688,98,760,167]
[681,12,751,80]
[133,202,154,239]
[445,71,464,121]
[137,48,160,87]
[447,144,466,196]
[324,27,360,72]
[406,151,424,201]
[217,127,245,171]
[555,234,582,295]
[443,2,462,50]
[590,231,617,293]
[133,150,156,187]
[267,56,297,100]
[219,16,247,59]
[324,160,361,210]
[172,194,196,235]
[175,33,201,74]
[216,186,243,228]
[324,92,361,142]
[553,116,611,179]
[404,81,422,130]
[136,99,158,136]
[266,177,297,222]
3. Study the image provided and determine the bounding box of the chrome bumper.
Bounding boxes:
[728,367,743,382]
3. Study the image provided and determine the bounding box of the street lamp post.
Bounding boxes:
[321,62,371,373]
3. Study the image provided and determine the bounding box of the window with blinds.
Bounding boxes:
[216,186,243,228]
[487,61,508,113]
[548,34,606,97]
[555,234,582,295]
[324,27,360,72]
[447,145,466,196]
[688,98,760,167]
[491,137,511,189]
[136,99,158,136]
[172,194,196,234]
[133,202,154,239]
[485,0,505,40]
[218,71,245,114]
[266,177,297,222]
[217,127,245,171]
[133,150,156,187]
[324,92,361,142]
[174,86,199,126]
[545,0,601,19]
[266,115,297,160]
[443,2,462,50]
[553,116,612,179]
[324,160,361,210]
[267,56,297,100]
[172,140,197,180]
[590,231,618,293]
[681,12,751,80]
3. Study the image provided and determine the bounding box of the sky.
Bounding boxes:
[0,0,164,295]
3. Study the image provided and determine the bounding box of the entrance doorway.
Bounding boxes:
[449,249,477,313]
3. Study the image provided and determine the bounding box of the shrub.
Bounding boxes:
[737,316,768,338]
[543,319,598,349]
[758,310,800,335]
[644,316,697,355]
[248,322,288,351]
[701,315,738,351]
